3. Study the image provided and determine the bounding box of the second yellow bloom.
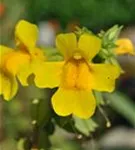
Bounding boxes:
[35,33,121,119]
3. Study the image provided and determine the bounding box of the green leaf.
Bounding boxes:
[73,116,98,136]
[105,92,135,126]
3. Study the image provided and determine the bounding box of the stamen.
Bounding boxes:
[98,105,111,128]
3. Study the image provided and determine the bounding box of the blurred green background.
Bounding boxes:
[0,0,135,150]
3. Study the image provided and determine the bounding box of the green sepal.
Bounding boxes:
[98,25,123,61]
[101,25,123,48]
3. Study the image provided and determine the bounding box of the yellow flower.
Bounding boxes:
[15,20,46,86]
[0,20,45,100]
[35,33,120,119]
[115,38,135,55]
[0,46,29,100]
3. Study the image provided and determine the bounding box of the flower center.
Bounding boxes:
[61,59,92,90]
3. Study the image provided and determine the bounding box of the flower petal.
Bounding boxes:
[33,61,64,88]
[17,63,32,86]
[30,47,46,61]
[90,64,120,92]
[5,51,30,76]
[0,72,18,101]
[0,45,14,66]
[52,88,75,116]
[78,34,101,60]
[56,33,77,60]
[115,39,135,55]
[15,20,38,51]
[0,45,14,56]
[52,88,96,119]
[73,90,96,119]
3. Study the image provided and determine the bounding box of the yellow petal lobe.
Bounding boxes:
[78,34,101,60]
[56,33,77,60]
[90,64,120,92]
[0,72,18,101]
[33,61,64,88]
[15,20,38,51]
[52,88,96,119]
